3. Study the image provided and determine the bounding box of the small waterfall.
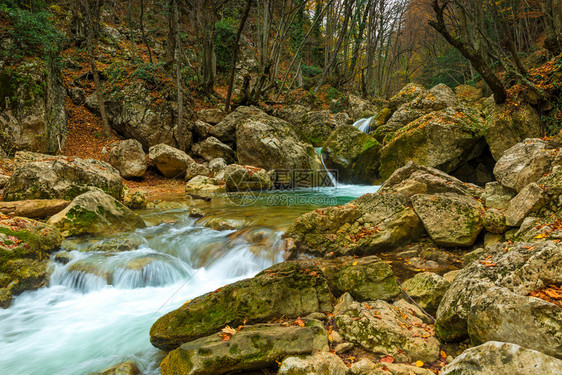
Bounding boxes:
[353,117,373,133]
[316,147,337,187]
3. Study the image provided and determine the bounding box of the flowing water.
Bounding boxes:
[353,116,373,133]
[0,185,379,375]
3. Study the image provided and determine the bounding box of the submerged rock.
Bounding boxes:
[90,360,140,375]
[150,261,333,351]
[160,321,328,375]
[321,125,381,184]
[47,190,146,237]
[441,341,562,375]
[3,154,123,201]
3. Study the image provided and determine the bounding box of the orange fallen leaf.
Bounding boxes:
[380,355,394,363]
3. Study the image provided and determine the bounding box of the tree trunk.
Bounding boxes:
[226,0,253,112]
[127,0,137,59]
[82,0,112,137]
[166,0,177,66]
[173,0,186,150]
[140,0,154,63]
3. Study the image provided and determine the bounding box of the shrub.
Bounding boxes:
[214,18,236,72]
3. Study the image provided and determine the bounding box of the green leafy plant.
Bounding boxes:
[214,18,236,72]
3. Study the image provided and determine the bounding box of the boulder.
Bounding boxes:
[0,59,67,155]
[197,108,226,125]
[441,341,562,375]
[504,182,547,226]
[483,97,543,160]
[208,158,227,176]
[454,85,483,105]
[223,164,273,192]
[347,94,378,120]
[91,361,140,375]
[375,84,456,141]
[184,163,210,181]
[192,137,236,163]
[321,125,381,184]
[318,256,400,302]
[236,113,322,184]
[284,193,424,257]
[379,107,484,179]
[481,182,516,209]
[150,261,334,351]
[0,199,70,219]
[3,155,123,201]
[0,216,62,308]
[85,82,192,151]
[274,104,310,125]
[293,110,335,147]
[412,193,484,247]
[0,174,9,188]
[149,144,194,178]
[185,176,225,197]
[210,106,264,144]
[402,272,450,314]
[349,359,435,375]
[482,208,508,234]
[122,190,147,210]
[160,321,328,375]
[278,352,348,375]
[47,190,146,237]
[193,120,212,142]
[108,139,147,179]
[388,83,426,110]
[435,241,562,358]
[493,138,556,192]
[378,161,482,201]
[335,296,440,363]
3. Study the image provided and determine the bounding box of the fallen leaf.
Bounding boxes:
[294,317,305,327]
[416,360,424,367]
[221,325,236,335]
[380,355,394,363]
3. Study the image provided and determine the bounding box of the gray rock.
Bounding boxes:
[402,272,450,314]
[185,176,225,197]
[483,208,508,233]
[493,138,555,192]
[505,183,547,226]
[197,108,226,125]
[441,341,562,375]
[210,106,264,144]
[223,164,273,192]
[412,193,484,247]
[3,155,123,201]
[193,120,211,141]
[149,144,194,178]
[108,139,147,179]
[47,190,145,237]
[161,322,328,375]
[184,163,211,181]
[279,352,348,375]
[482,182,516,209]
[192,137,236,164]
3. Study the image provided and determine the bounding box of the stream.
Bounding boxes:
[0,185,378,375]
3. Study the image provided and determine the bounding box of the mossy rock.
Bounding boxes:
[47,190,146,237]
[150,261,334,351]
[402,272,450,314]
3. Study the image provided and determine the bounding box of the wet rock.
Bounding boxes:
[108,139,147,179]
[483,98,542,160]
[192,137,236,164]
[412,193,484,247]
[435,241,562,358]
[481,182,516,209]
[441,341,562,375]
[201,217,239,231]
[223,164,273,192]
[160,321,328,375]
[402,272,450,314]
[47,190,146,237]
[188,208,204,218]
[90,360,140,375]
[3,154,123,201]
[335,297,440,363]
[150,261,333,351]
[54,251,73,264]
[278,352,348,375]
[493,138,556,192]
[236,112,321,184]
[0,288,12,309]
[184,163,211,181]
[185,176,225,197]
[149,144,194,178]
[379,107,484,179]
[321,125,381,184]
[122,190,147,210]
[197,108,226,125]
